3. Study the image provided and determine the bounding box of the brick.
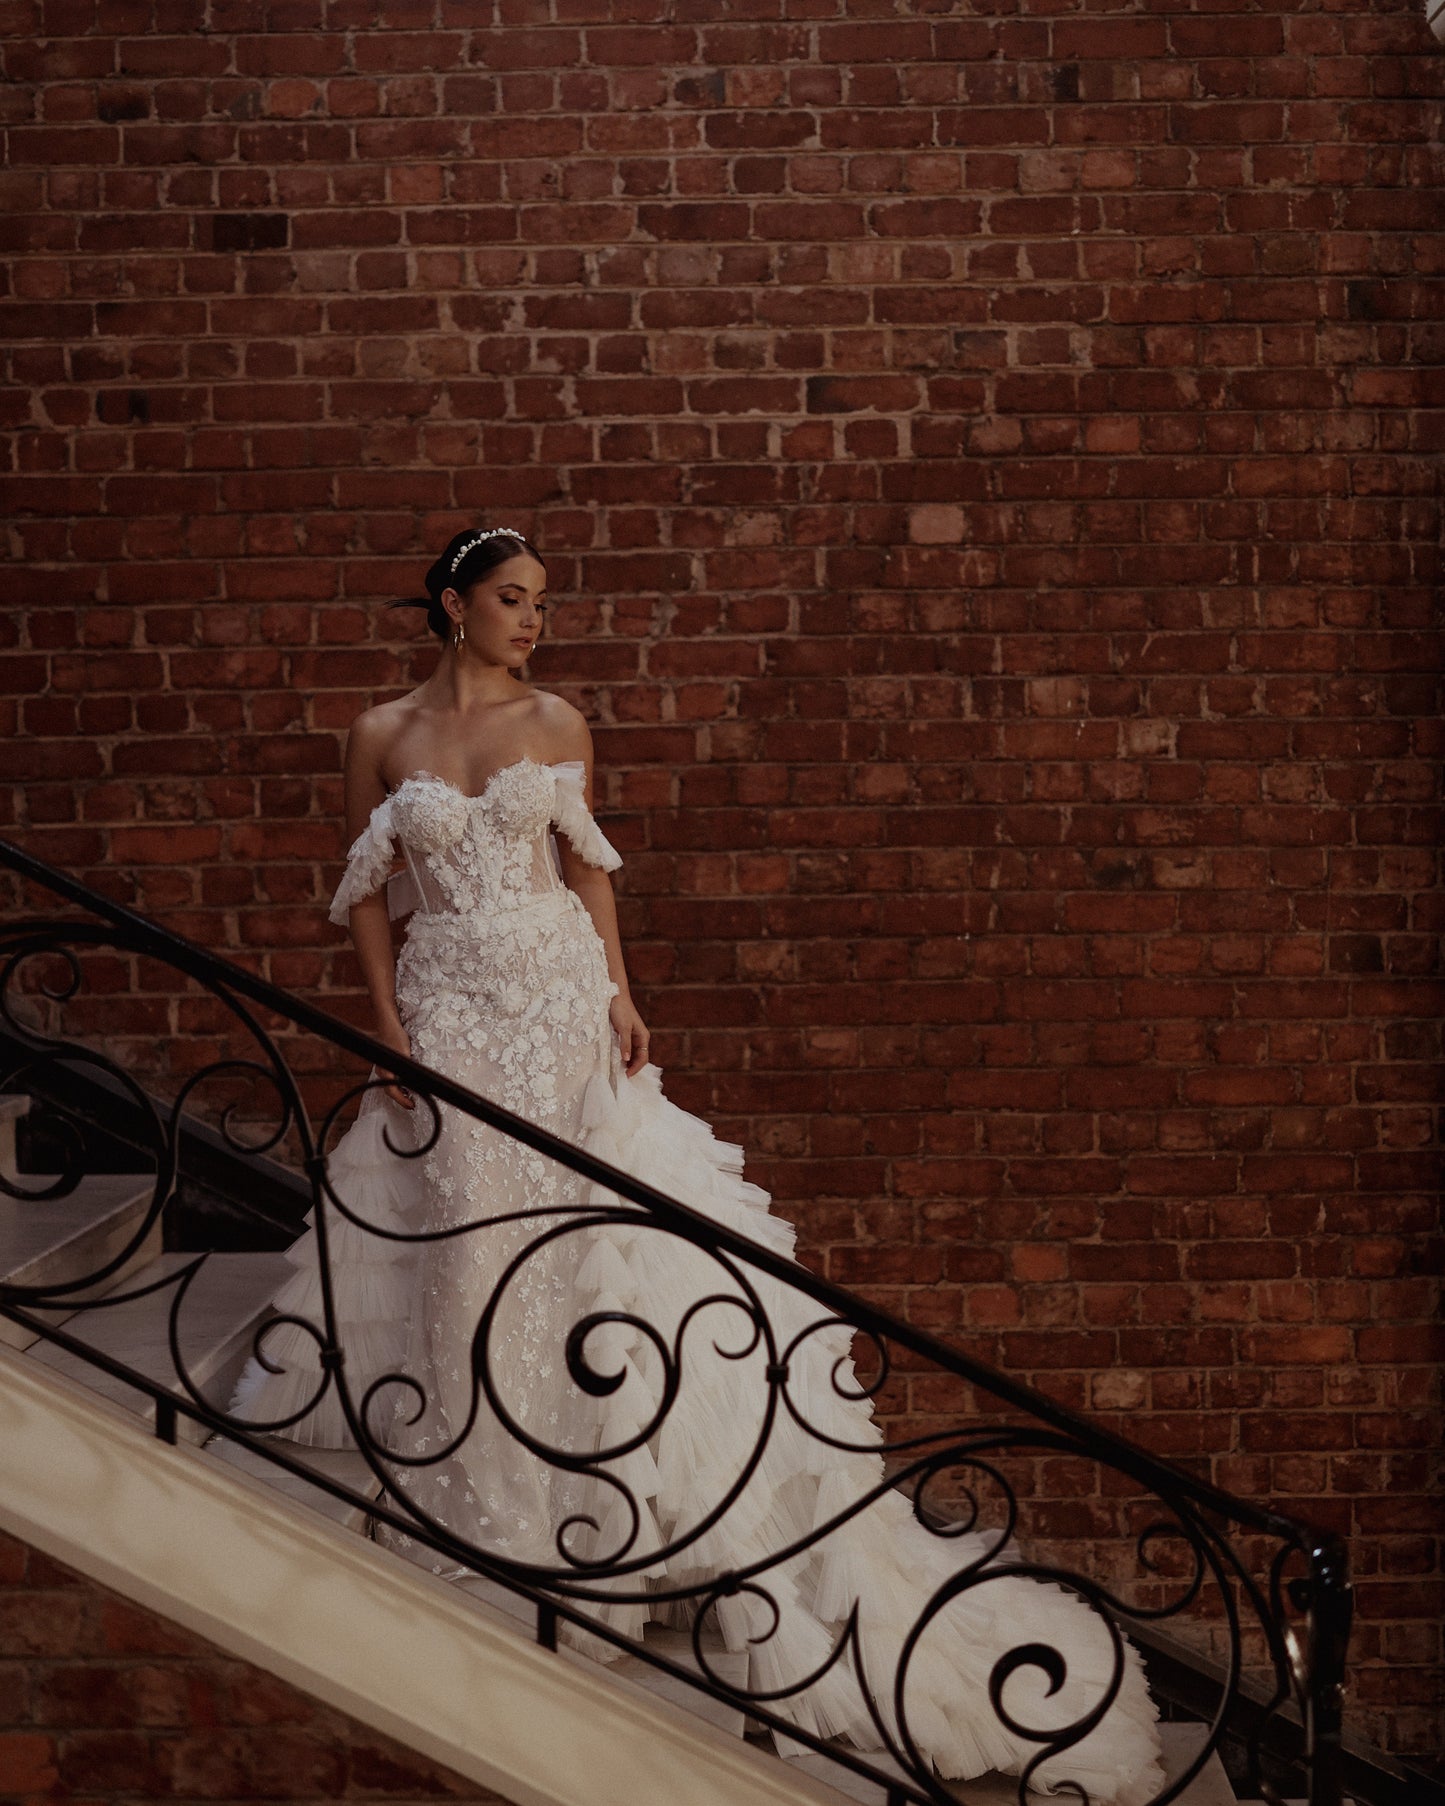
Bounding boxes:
[0,1731,58,1791]
[0,1592,91,1656]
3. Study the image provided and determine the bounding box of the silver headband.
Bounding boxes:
[450,528,519,574]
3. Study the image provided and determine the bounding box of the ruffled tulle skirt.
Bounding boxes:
[231,1095,419,1449]
[232,1059,1163,1805]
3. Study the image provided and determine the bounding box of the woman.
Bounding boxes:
[234,528,1164,1804]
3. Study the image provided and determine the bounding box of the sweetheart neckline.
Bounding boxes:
[386,756,569,808]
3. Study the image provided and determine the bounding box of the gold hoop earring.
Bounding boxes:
[453,617,465,651]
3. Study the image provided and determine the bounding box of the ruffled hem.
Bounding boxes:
[571,1064,1165,1803]
[236,1059,1163,1802]
[229,1091,421,1449]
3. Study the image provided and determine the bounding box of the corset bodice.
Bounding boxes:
[392,761,570,918]
[328,757,622,928]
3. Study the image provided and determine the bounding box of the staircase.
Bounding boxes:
[1,831,1369,1806]
[0,1084,1253,1806]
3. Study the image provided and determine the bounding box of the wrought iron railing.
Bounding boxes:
[0,837,1352,1806]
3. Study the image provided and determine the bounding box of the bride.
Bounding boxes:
[233,527,1164,1804]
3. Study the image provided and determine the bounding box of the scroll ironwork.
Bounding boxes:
[0,838,1352,1806]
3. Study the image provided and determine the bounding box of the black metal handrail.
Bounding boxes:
[0,835,1352,1806]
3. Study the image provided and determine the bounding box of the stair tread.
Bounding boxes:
[0,1172,156,1288]
[203,1435,382,1531]
[597,1649,746,1740]
[28,1250,290,1418]
[455,1578,746,1667]
[17,1251,195,1320]
[1159,1721,1237,1806]
[571,1624,749,1740]
[640,1624,749,1679]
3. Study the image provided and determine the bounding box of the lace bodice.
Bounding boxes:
[328,757,621,927]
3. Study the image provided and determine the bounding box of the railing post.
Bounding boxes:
[1305,1534,1352,1806]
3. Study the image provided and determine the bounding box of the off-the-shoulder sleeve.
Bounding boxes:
[551,761,622,872]
[328,796,399,927]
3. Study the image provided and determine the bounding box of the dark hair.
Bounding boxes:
[389,528,545,641]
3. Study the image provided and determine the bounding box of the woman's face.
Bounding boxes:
[445,553,547,670]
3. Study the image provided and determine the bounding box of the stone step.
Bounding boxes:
[28,1250,291,1445]
[203,1434,383,1536]
[0,1171,163,1352]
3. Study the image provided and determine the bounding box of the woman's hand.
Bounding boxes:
[372,1016,416,1111]
[609,993,650,1078]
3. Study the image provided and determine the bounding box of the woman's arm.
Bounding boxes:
[340,713,415,1106]
[565,860,649,1074]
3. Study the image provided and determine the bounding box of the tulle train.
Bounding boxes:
[572,1066,1164,1806]
[233,1066,1163,1803]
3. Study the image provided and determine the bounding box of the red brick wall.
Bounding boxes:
[0,1530,510,1803]
[1,0,1440,1765]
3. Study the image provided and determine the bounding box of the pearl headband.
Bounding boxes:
[450,528,520,574]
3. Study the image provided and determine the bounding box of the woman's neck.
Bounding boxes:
[425,648,529,715]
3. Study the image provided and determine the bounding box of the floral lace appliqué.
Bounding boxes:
[338,759,621,1572]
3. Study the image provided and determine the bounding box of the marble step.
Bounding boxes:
[203,1435,384,1536]
[778,1711,1240,1805]
[0,1171,163,1352]
[28,1249,290,1445]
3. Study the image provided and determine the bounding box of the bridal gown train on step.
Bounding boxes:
[231,758,1164,1804]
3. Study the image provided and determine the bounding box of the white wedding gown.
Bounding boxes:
[232,758,1164,1803]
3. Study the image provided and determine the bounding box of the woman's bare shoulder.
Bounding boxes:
[528,690,593,762]
[344,694,422,779]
